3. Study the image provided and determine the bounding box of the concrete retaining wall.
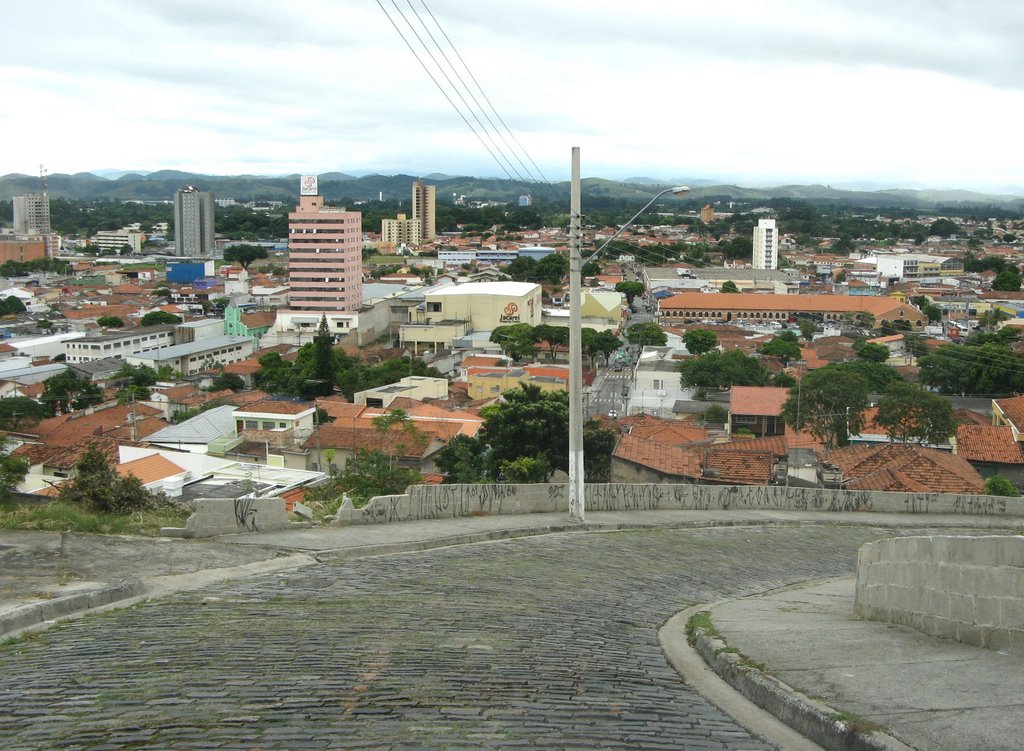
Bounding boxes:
[854,535,1024,653]
[161,497,291,538]
[332,482,1024,526]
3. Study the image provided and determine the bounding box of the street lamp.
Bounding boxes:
[567,147,688,522]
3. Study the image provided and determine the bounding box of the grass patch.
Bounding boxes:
[685,610,718,645]
[832,710,883,735]
[0,501,189,536]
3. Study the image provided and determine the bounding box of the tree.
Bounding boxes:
[37,320,52,331]
[823,361,904,392]
[760,336,802,366]
[57,444,170,514]
[874,381,956,445]
[679,349,771,389]
[116,384,150,405]
[929,218,959,238]
[536,252,569,284]
[477,385,569,479]
[490,323,536,363]
[96,315,124,328]
[683,329,718,356]
[532,324,569,361]
[720,280,740,293]
[0,397,49,432]
[626,322,667,347]
[992,270,1022,291]
[207,371,245,392]
[919,342,1024,395]
[782,369,870,450]
[614,281,645,306]
[499,456,551,484]
[983,476,1020,497]
[798,317,817,341]
[308,315,336,396]
[855,342,891,363]
[581,260,601,277]
[435,434,489,483]
[41,371,104,415]
[223,243,269,270]
[0,296,26,315]
[0,437,29,499]
[141,310,182,326]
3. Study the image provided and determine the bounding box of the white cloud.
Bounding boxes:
[1,0,1021,191]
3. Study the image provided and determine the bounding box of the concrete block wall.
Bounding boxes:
[162,497,291,538]
[854,535,1024,653]
[331,482,1024,526]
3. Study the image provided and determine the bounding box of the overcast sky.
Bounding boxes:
[3,0,1023,192]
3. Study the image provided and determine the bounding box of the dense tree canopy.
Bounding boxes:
[918,342,1024,395]
[874,381,956,445]
[140,310,182,326]
[614,281,645,305]
[41,371,104,416]
[760,336,802,365]
[223,243,270,270]
[782,369,870,449]
[683,329,718,356]
[434,385,616,483]
[679,349,771,389]
[626,322,667,347]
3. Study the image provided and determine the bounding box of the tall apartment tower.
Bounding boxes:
[411,180,436,243]
[13,193,51,235]
[288,175,363,312]
[752,218,778,270]
[174,186,215,257]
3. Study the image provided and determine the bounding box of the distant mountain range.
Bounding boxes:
[1,171,1021,210]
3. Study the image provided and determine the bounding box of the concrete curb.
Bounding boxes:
[0,553,317,639]
[686,606,914,751]
[0,581,149,639]
[308,518,780,561]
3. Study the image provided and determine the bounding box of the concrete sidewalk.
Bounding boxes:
[3,510,1023,750]
[695,577,1024,751]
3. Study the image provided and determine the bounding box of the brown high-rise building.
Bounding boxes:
[411,180,436,243]
[700,204,716,224]
[287,176,363,312]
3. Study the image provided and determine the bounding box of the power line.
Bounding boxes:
[388,0,528,183]
[375,0,515,182]
[413,0,551,184]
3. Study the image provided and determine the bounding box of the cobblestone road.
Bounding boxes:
[0,524,975,750]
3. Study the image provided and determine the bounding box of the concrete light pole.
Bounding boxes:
[567,148,687,522]
[568,147,585,521]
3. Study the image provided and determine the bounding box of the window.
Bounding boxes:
[653,379,664,390]
[245,420,258,430]
[426,302,442,312]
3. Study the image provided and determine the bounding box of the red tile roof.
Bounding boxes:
[613,434,701,478]
[730,386,790,417]
[116,454,186,484]
[235,399,314,416]
[955,424,1024,464]
[702,449,776,485]
[995,395,1024,431]
[830,444,984,494]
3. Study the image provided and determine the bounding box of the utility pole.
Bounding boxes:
[568,147,585,522]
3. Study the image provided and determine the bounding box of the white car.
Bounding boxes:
[608,409,619,418]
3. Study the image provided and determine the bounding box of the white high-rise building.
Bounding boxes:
[13,193,51,235]
[174,186,215,257]
[752,218,778,270]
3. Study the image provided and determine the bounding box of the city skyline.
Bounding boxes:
[2,1,1023,193]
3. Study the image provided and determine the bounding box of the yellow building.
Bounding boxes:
[381,213,423,246]
[400,281,542,353]
[466,363,570,399]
